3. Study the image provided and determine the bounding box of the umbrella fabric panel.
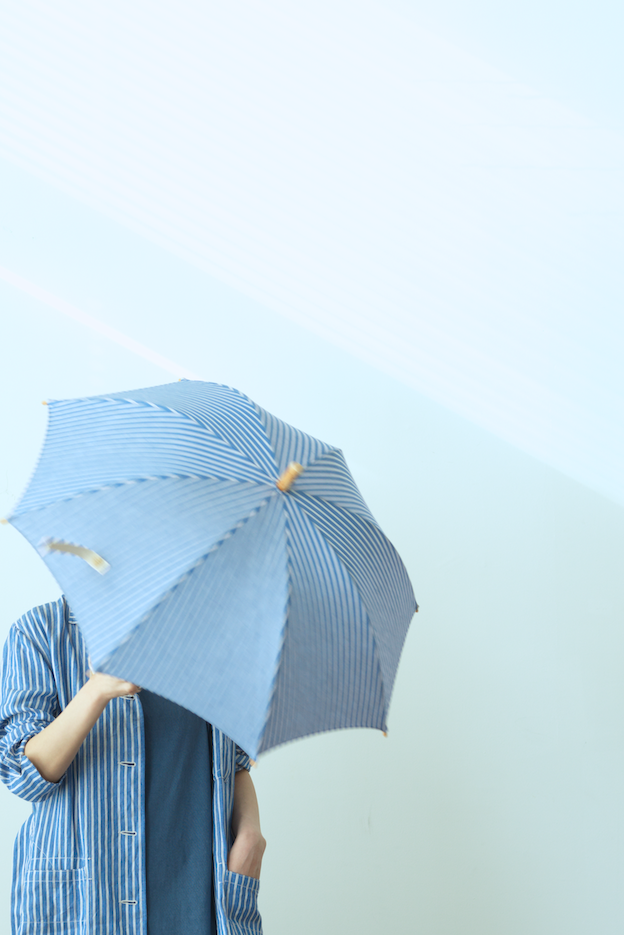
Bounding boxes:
[259,499,386,754]
[12,476,277,667]
[292,448,378,527]
[104,381,279,478]
[103,495,289,759]
[292,492,416,700]
[252,402,333,474]
[14,396,274,515]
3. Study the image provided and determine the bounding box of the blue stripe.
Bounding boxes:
[104,381,278,479]
[14,386,279,515]
[259,499,386,753]
[292,491,416,701]
[252,401,333,473]
[292,448,379,527]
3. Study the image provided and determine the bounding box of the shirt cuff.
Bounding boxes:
[7,740,65,803]
[234,745,252,773]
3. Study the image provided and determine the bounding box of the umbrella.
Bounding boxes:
[6,381,417,758]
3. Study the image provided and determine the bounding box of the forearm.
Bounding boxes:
[24,673,138,783]
[232,768,262,837]
[23,679,109,782]
[228,768,266,878]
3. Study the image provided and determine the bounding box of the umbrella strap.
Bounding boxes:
[39,538,110,574]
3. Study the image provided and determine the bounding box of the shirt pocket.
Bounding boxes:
[223,869,262,934]
[22,857,90,927]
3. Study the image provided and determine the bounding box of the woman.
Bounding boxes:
[0,596,265,934]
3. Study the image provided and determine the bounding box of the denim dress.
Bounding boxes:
[140,689,216,935]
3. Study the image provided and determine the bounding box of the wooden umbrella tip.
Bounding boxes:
[0,518,8,525]
[276,462,304,492]
[42,400,48,405]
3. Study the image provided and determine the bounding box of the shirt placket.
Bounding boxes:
[117,692,146,935]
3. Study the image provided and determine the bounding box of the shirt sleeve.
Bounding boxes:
[0,621,65,802]
[234,744,252,772]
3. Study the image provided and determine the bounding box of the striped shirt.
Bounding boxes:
[0,597,262,935]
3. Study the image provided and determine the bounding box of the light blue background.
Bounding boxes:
[1,2,623,932]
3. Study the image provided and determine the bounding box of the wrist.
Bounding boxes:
[81,675,113,709]
[228,826,266,880]
[235,825,266,851]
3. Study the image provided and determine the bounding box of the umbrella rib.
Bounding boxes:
[9,474,275,517]
[96,495,277,668]
[255,561,292,756]
[257,507,390,754]
[292,499,396,716]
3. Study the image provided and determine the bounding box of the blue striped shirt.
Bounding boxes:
[0,597,262,935]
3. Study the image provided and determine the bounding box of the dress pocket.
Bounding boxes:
[223,869,262,934]
[22,857,90,926]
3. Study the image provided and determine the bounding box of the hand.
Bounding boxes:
[24,670,141,784]
[87,670,141,702]
[227,828,266,880]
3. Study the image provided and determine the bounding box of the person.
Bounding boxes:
[0,596,266,934]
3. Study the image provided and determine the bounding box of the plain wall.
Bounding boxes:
[1,171,623,933]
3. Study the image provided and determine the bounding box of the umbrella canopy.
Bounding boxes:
[7,381,417,758]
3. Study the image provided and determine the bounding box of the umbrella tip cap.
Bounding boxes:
[276,462,304,492]
[42,400,48,405]
[0,518,8,525]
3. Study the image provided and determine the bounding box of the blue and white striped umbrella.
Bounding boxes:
[7,381,417,759]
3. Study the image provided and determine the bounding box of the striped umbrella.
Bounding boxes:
[6,381,417,759]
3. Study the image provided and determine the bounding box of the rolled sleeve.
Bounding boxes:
[0,623,64,802]
[234,744,252,773]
